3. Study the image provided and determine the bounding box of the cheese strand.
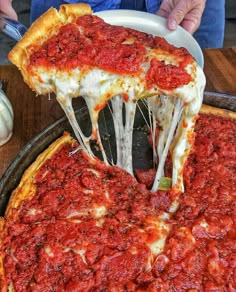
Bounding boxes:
[56,95,94,157]
[151,98,183,192]
[111,94,137,175]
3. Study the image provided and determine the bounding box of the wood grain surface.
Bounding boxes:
[0,48,236,177]
[0,66,65,176]
[203,48,236,95]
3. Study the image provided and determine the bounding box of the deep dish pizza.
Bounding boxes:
[2,3,226,290]
[0,105,235,290]
[8,3,205,193]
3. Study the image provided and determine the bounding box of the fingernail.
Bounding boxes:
[168,19,177,30]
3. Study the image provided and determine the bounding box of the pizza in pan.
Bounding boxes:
[0,105,235,291]
[5,3,236,290]
[8,3,206,193]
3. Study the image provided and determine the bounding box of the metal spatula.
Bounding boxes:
[0,12,27,41]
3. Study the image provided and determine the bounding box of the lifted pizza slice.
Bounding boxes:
[8,3,206,192]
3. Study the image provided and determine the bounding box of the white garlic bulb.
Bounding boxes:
[0,84,14,146]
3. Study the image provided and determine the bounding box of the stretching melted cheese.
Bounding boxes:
[31,60,205,193]
[8,4,206,193]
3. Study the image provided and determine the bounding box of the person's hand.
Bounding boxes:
[157,0,206,34]
[0,0,17,20]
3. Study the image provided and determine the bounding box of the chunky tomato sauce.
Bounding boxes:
[146,59,192,90]
[28,15,193,89]
[137,113,236,290]
[2,141,165,291]
[2,113,235,291]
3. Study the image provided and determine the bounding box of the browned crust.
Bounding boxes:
[59,3,92,17]
[200,104,236,120]
[0,218,7,292]
[5,132,75,221]
[8,4,92,89]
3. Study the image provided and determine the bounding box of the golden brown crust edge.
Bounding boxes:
[59,3,92,17]
[5,133,75,221]
[8,7,61,68]
[0,218,7,292]
[8,4,92,79]
[200,104,236,120]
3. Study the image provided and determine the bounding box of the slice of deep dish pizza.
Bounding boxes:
[8,3,206,193]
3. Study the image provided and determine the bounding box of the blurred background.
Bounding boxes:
[0,0,236,65]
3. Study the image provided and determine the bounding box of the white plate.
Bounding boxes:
[94,10,204,68]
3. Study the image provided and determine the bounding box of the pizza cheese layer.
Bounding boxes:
[0,108,236,290]
[8,4,206,192]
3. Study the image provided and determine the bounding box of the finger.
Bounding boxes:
[179,11,202,34]
[0,0,17,20]
[166,0,206,33]
[156,1,173,18]
[166,1,191,30]
[157,0,190,30]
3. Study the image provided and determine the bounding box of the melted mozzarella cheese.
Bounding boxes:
[148,64,205,193]
[171,65,205,191]
[66,204,107,219]
[31,53,205,193]
[110,93,137,174]
[75,248,87,264]
[45,246,54,257]
[145,214,170,256]
[149,97,184,192]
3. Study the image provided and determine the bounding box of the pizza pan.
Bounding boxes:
[0,92,235,216]
[95,10,204,68]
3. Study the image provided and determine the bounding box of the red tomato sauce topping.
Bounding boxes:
[28,15,193,89]
[2,113,235,291]
[137,113,236,290]
[146,59,192,90]
[2,142,165,291]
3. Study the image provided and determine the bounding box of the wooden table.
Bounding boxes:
[0,47,236,178]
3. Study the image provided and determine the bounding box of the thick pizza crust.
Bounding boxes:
[4,132,75,222]
[8,4,92,90]
[200,104,236,120]
[0,218,7,292]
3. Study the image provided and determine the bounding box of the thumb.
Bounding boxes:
[166,2,189,30]
[166,1,205,34]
